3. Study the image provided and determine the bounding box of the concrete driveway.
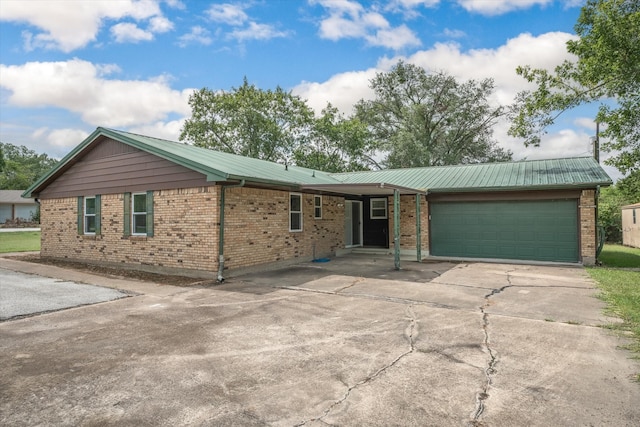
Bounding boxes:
[1,255,638,426]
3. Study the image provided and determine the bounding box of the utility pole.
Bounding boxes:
[593,121,600,162]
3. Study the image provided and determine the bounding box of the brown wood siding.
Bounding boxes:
[39,140,209,199]
[83,137,139,161]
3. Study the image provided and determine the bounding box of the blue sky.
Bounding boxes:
[0,0,618,178]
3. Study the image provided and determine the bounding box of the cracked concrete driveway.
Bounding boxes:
[1,255,639,426]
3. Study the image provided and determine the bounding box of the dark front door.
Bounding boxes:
[363,196,389,247]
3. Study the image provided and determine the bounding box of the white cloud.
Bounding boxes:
[229,22,289,41]
[32,127,91,148]
[148,16,174,33]
[402,32,577,105]
[456,0,553,16]
[314,0,421,49]
[206,3,248,25]
[293,68,378,114]
[385,0,440,18]
[442,28,466,38]
[366,24,420,50]
[111,22,154,43]
[0,0,172,52]
[0,59,193,128]
[129,119,186,142]
[178,26,213,47]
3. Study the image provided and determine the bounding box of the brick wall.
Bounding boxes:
[41,187,219,272]
[387,194,429,253]
[40,185,344,274]
[579,189,597,265]
[223,187,344,270]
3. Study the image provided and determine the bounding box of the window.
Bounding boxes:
[124,191,154,237]
[84,197,96,234]
[290,193,302,232]
[77,195,100,235]
[634,209,637,225]
[132,193,148,235]
[370,198,388,219]
[314,195,322,219]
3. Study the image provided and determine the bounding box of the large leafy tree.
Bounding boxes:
[180,77,314,163]
[355,61,512,169]
[0,142,58,190]
[292,104,377,172]
[510,0,640,174]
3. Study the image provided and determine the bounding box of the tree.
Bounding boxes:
[355,61,512,169]
[0,144,5,172]
[292,104,376,172]
[180,77,314,163]
[616,169,640,201]
[509,0,640,174]
[598,185,633,243]
[0,143,58,190]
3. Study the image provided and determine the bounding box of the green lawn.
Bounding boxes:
[598,244,640,268]
[0,231,41,253]
[589,244,640,379]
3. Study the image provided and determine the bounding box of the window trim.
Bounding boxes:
[84,196,96,235]
[289,192,303,232]
[370,197,388,220]
[131,192,148,236]
[314,195,322,219]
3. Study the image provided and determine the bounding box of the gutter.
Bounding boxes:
[217,180,245,282]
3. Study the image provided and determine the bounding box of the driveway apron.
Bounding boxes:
[1,257,638,426]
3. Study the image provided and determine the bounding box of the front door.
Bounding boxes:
[344,200,363,247]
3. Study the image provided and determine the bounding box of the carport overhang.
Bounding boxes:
[302,183,427,270]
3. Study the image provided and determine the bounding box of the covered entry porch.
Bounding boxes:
[303,183,425,270]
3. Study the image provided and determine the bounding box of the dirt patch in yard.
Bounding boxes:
[9,254,208,287]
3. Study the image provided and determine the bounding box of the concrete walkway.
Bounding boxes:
[1,255,638,426]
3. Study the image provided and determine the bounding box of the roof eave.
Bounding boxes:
[426,181,613,194]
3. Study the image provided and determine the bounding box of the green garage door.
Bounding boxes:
[430,200,579,262]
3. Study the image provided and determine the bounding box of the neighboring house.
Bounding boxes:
[622,203,640,248]
[23,127,612,279]
[0,190,38,223]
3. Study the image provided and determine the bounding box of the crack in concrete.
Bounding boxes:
[334,277,365,293]
[470,270,514,426]
[296,306,417,426]
[276,285,458,310]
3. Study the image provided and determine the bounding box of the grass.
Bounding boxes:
[0,231,41,253]
[598,244,640,268]
[588,244,640,380]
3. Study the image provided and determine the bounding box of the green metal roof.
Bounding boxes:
[331,157,612,192]
[23,127,612,198]
[23,127,341,197]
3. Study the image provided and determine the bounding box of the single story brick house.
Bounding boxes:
[621,203,640,248]
[23,127,612,278]
[0,190,38,223]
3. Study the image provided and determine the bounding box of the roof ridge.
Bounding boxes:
[331,156,598,176]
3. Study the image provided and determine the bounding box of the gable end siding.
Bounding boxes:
[39,138,210,199]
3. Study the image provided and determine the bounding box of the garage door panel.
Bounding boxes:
[430,200,579,262]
